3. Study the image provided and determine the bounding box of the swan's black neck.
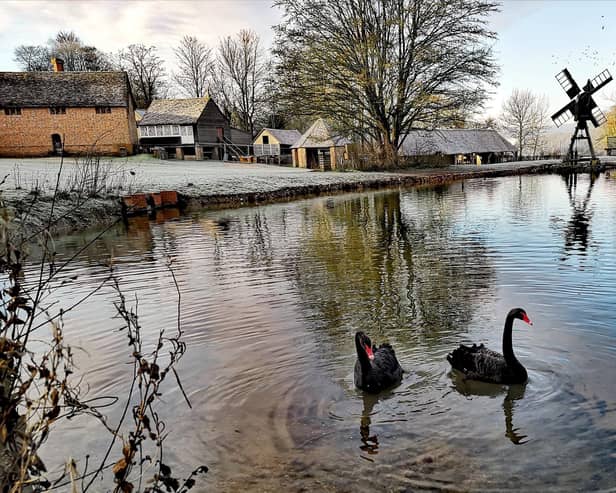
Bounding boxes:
[355,334,372,371]
[502,311,521,367]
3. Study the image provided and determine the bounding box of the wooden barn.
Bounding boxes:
[138,97,249,160]
[0,70,138,157]
[253,128,301,164]
[400,129,516,165]
[291,118,351,170]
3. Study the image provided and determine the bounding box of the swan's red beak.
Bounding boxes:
[364,344,374,360]
[522,313,533,326]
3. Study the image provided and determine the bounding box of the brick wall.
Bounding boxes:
[0,106,139,157]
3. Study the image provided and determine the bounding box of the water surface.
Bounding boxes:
[33,172,616,491]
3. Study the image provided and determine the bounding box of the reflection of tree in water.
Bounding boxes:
[291,190,496,351]
[450,371,528,445]
[561,171,598,256]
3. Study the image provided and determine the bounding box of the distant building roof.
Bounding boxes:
[291,118,351,149]
[255,128,302,146]
[400,129,516,156]
[0,71,132,107]
[139,97,209,125]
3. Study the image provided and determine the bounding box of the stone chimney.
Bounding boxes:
[51,57,64,72]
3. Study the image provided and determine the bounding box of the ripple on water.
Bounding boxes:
[29,174,616,491]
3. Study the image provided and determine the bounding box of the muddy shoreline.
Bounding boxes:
[3,159,613,238]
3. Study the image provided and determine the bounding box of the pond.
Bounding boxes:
[35,172,616,491]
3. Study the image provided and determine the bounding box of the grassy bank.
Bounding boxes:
[1,155,614,237]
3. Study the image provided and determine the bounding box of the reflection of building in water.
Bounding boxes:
[561,172,598,255]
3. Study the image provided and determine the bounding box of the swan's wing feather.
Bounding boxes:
[372,345,403,384]
[447,344,506,378]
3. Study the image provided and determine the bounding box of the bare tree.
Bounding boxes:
[13,45,50,71]
[174,35,213,98]
[211,29,266,136]
[117,44,167,108]
[274,0,499,166]
[500,89,549,159]
[14,31,110,72]
[528,94,550,158]
[49,30,111,71]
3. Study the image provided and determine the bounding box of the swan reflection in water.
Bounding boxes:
[450,371,528,445]
[357,391,398,456]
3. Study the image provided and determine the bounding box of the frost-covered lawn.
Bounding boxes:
[0,155,406,199]
[1,154,605,201]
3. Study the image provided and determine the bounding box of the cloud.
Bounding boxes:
[0,0,283,70]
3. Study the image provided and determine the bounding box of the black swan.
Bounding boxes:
[447,308,533,384]
[354,331,403,393]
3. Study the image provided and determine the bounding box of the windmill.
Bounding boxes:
[551,68,612,162]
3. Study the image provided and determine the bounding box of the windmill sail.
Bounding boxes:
[591,106,607,127]
[556,69,581,99]
[589,69,612,94]
[551,101,574,127]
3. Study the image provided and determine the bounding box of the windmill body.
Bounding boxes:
[551,68,612,162]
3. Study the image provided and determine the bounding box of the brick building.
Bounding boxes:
[0,71,138,157]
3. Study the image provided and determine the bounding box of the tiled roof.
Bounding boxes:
[0,71,132,107]
[291,118,351,149]
[400,129,516,156]
[256,128,301,145]
[139,97,209,125]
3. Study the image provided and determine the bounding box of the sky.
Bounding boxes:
[1,0,616,121]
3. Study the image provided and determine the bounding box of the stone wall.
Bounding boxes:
[0,106,138,157]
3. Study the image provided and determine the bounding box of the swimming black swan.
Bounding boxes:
[354,331,403,393]
[447,308,532,384]
[447,308,533,384]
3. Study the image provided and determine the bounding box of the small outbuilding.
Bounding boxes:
[291,118,351,170]
[400,129,516,165]
[253,128,301,164]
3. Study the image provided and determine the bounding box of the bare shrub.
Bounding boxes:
[65,153,133,198]
[0,145,205,491]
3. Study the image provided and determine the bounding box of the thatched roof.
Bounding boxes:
[291,118,351,149]
[0,71,132,107]
[255,128,301,146]
[400,129,516,156]
[139,97,209,125]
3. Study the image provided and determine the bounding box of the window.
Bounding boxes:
[172,125,180,135]
[95,106,111,114]
[49,107,66,115]
[163,125,171,136]
[4,108,21,116]
[262,135,269,145]
[156,126,163,136]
